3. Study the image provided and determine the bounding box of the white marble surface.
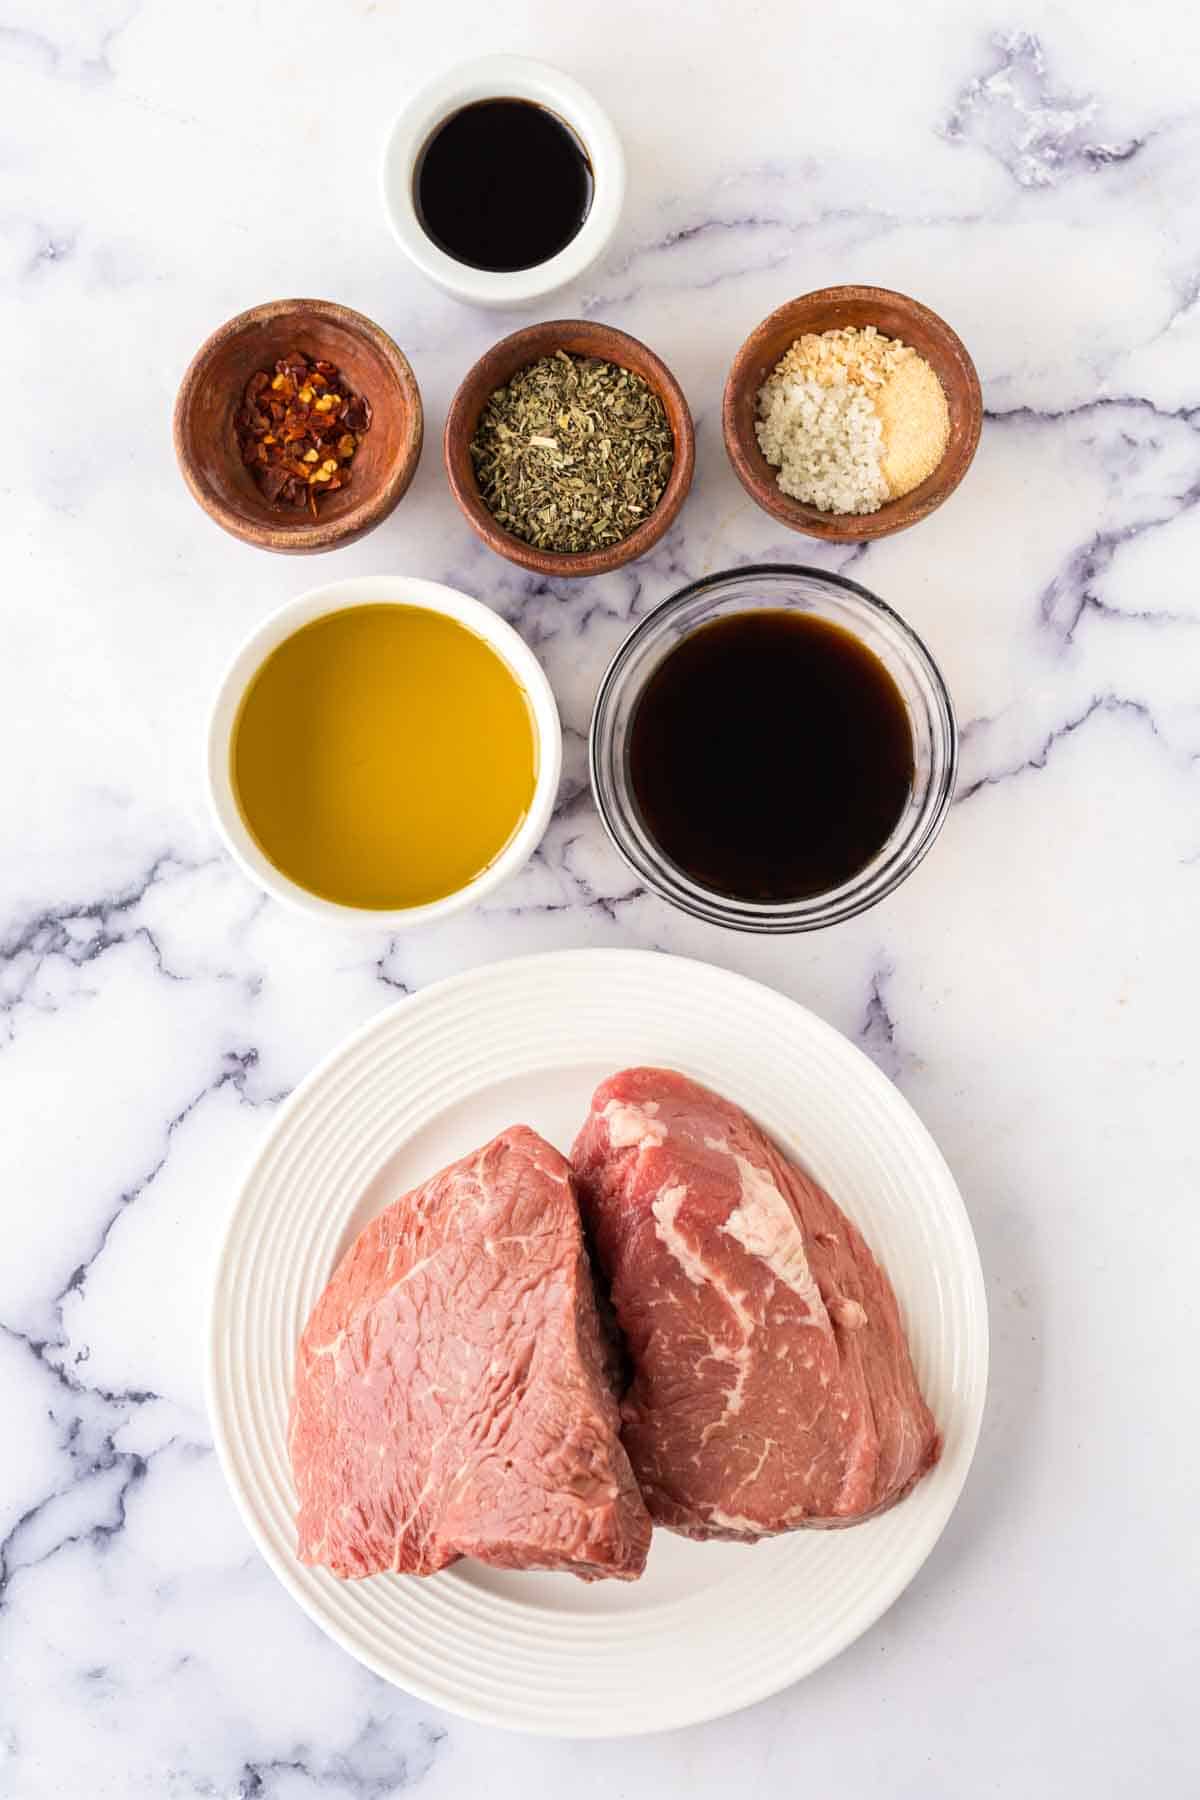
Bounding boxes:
[2,0,1197,1791]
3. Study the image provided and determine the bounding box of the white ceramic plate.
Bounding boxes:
[208,950,987,1736]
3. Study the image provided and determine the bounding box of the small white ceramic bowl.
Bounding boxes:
[380,54,625,309]
[207,574,562,928]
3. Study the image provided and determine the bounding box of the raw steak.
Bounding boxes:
[289,1125,651,1581]
[572,1070,940,1539]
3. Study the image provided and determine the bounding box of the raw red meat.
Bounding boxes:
[572,1070,940,1539]
[289,1125,651,1581]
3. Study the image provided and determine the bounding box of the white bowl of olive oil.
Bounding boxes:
[207,576,561,927]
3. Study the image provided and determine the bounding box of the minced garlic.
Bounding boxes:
[755,326,949,515]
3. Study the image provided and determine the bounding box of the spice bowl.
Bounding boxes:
[174,299,423,555]
[723,287,981,542]
[444,319,695,579]
[590,564,957,932]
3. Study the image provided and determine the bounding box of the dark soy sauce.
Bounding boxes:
[628,610,914,903]
[415,99,593,273]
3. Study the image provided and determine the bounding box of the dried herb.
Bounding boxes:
[235,350,372,518]
[469,351,674,554]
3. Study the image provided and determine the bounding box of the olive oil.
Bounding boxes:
[231,604,537,910]
[628,609,913,903]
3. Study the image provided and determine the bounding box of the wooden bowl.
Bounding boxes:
[174,298,423,555]
[723,286,981,542]
[443,320,695,579]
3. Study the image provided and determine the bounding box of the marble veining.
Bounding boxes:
[2,0,1197,1793]
[941,30,1146,187]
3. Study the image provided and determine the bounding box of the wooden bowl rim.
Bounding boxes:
[721,285,982,542]
[173,297,424,554]
[443,318,695,579]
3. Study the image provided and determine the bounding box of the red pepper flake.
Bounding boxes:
[234,351,372,519]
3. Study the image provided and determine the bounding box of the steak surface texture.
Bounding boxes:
[289,1125,651,1580]
[571,1069,940,1539]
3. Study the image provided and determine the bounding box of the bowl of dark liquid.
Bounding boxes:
[381,55,624,308]
[589,566,957,932]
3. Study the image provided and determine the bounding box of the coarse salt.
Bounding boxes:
[756,376,888,514]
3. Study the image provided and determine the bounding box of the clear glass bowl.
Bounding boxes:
[589,564,957,932]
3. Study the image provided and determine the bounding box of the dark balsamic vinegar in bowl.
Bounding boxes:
[590,566,957,932]
[628,611,915,904]
[415,99,594,273]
